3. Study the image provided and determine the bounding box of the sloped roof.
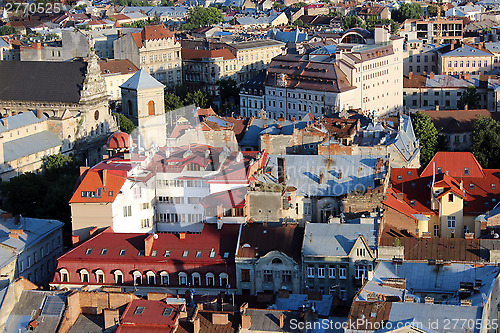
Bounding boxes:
[131,24,174,48]
[441,43,492,57]
[421,109,494,134]
[0,60,87,103]
[120,69,165,90]
[0,111,47,133]
[421,152,485,178]
[181,48,236,61]
[3,131,62,163]
[99,59,139,75]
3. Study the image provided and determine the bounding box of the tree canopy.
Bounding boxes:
[0,26,16,36]
[411,111,440,167]
[164,92,184,112]
[458,86,480,110]
[112,112,135,134]
[43,154,74,170]
[427,4,444,17]
[185,90,211,108]
[182,7,224,30]
[392,3,423,23]
[343,16,366,31]
[471,116,500,169]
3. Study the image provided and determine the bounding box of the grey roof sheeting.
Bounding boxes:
[302,220,377,257]
[0,60,87,103]
[0,111,48,133]
[264,154,387,197]
[442,44,492,57]
[3,131,62,162]
[120,69,165,90]
[239,118,310,147]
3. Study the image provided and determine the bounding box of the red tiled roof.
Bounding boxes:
[181,48,236,61]
[120,300,181,328]
[421,109,495,134]
[169,124,193,138]
[132,25,174,48]
[223,117,250,142]
[421,152,485,178]
[382,187,421,220]
[99,59,139,75]
[69,167,127,204]
[200,187,247,209]
[194,107,217,117]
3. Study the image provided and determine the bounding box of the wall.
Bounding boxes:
[71,203,113,242]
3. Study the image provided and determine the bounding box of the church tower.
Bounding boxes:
[120,70,166,148]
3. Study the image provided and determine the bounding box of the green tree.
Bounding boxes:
[43,154,73,170]
[392,3,423,23]
[219,78,239,105]
[410,111,440,167]
[293,1,307,7]
[342,16,366,30]
[366,18,399,34]
[165,92,184,112]
[112,112,136,134]
[161,0,175,5]
[272,1,284,10]
[185,90,211,108]
[458,86,480,110]
[293,19,304,27]
[182,7,223,30]
[471,116,500,168]
[74,4,87,10]
[427,4,444,17]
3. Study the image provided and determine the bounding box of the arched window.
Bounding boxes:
[219,273,229,287]
[133,271,142,285]
[160,271,169,285]
[148,100,155,116]
[128,100,133,116]
[114,270,123,284]
[185,163,201,171]
[59,268,69,282]
[272,258,283,264]
[146,271,156,285]
[206,273,215,286]
[95,269,105,284]
[179,272,187,285]
[192,272,201,286]
[80,269,89,283]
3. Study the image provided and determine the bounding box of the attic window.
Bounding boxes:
[85,248,92,255]
[209,249,216,258]
[464,168,469,176]
[109,191,113,197]
[119,249,126,256]
[492,184,497,190]
[151,250,158,257]
[437,167,442,174]
[223,252,229,258]
[397,175,403,180]
[164,250,171,257]
[101,249,108,255]
[138,250,144,256]
[410,200,415,206]
[182,251,189,257]
[407,171,412,176]
[134,306,145,315]
[163,308,173,316]
[470,183,475,189]
[195,251,202,258]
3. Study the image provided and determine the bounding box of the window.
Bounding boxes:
[434,225,439,237]
[340,288,347,301]
[85,248,93,255]
[179,272,187,285]
[80,269,89,283]
[355,265,368,280]
[318,265,325,278]
[448,193,454,202]
[339,267,346,279]
[329,266,335,278]
[192,273,201,286]
[303,202,311,215]
[195,251,202,258]
[209,249,216,258]
[206,273,215,286]
[307,265,315,278]
[464,168,469,176]
[101,249,108,255]
[263,270,273,282]
[447,216,456,228]
[492,184,497,190]
[147,271,156,285]
[470,183,475,189]
[133,187,142,199]
[182,251,189,257]
[282,270,292,283]
[60,269,69,282]
[114,270,123,284]
[96,270,105,283]
[119,249,126,256]
[134,306,145,315]
[133,271,142,285]
[241,269,250,282]
[356,248,366,257]
[123,206,132,217]
[160,272,169,285]
[219,273,229,287]
[164,250,171,257]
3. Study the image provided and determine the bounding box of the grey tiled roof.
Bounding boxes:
[3,131,62,162]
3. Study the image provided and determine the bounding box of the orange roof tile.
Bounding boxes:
[69,168,127,204]
[131,25,174,48]
[421,152,485,178]
[181,48,236,61]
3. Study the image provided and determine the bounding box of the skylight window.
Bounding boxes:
[138,250,144,256]
[85,248,92,255]
[196,251,202,258]
[134,306,145,315]
[164,250,171,257]
[182,251,189,257]
[464,168,469,176]
[163,308,173,316]
[209,249,216,258]
[101,249,107,255]
[151,250,157,257]
[223,252,229,258]
[119,249,126,256]
[470,183,475,189]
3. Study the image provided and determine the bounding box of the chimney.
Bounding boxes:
[80,166,90,176]
[435,105,439,111]
[36,110,42,119]
[212,313,229,325]
[72,235,80,246]
[279,314,285,328]
[145,234,154,256]
[395,192,404,201]
[408,72,413,79]
[277,157,286,185]
[464,73,470,80]
[458,73,462,79]
[118,30,122,38]
[8,232,19,239]
[179,232,186,240]
[102,169,108,187]
[464,104,468,110]
[263,124,268,129]
[424,297,434,304]
[104,309,120,331]
[241,315,251,329]
[3,118,8,129]
[319,171,324,184]
[404,296,415,303]
[1,212,12,220]
[14,215,20,225]
[193,317,201,333]
[430,72,435,79]
[461,299,472,306]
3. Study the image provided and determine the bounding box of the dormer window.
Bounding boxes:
[492,184,497,190]
[101,249,108,255]
[85,248,92,255]
[464,168,469,176]
[410,200,415,206]
[397,175,403,180]
[210,249,216,258]
[407,171,412,176]
[470,183,475,189]
[437,167,442,174]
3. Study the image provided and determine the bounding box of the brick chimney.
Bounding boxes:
[36,110,42,119]
[241,315,251,329]
[89,226,98,236]
[3,118,8,129]
[279,314,285,328]
[430,72,435,79]
[72,235,80,246]
[8,232,18,239]
[102,169,108,187]
[409,72,413,79]
[145,234,154,256]
[464,104,468,110]
[104,309,119,331]
[179,232,186,240]
[458,73,462,79]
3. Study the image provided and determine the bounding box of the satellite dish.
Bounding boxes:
[494,233,499,239]
[153,233,159,239]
